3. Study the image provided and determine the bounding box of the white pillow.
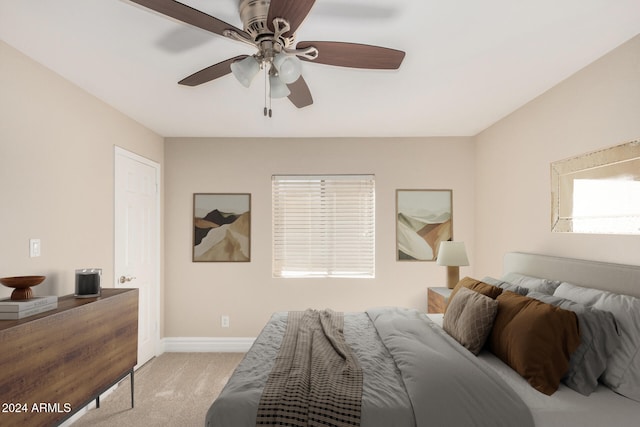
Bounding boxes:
[554,282,640,402]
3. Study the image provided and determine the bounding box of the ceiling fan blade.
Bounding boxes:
[296,41,405,69]
[267,0,316,36]
[129,0,248,39]
[287,76,313,108]
[178,55,247,86]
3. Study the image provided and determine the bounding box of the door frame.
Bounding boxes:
[114,146,162,361]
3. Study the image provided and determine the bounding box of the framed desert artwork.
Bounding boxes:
[396,189,452,261]
[193,193,251,262]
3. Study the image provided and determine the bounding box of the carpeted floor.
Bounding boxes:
[72,352,245,427]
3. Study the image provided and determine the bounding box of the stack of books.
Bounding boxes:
[0,295,58,320]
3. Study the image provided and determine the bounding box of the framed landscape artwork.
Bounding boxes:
[396,189,452,261]
[193,193,251,262]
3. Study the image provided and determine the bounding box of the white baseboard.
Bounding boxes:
[162,337,255,353]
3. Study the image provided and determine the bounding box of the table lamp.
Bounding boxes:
[436,241,469,289]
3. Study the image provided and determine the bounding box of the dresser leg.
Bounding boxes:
[130,369,135,408]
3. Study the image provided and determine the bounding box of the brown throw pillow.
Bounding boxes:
[488,291,581,395]
[447,277,503,312]
[443,287,499,355]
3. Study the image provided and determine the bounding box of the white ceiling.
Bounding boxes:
[1,0,639,138]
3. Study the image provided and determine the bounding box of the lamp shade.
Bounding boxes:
[273,53,302,84]
[230,56,260,88]
[269,74,291,98]
[436,241,469,266]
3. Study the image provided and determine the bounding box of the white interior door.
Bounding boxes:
[114,147,160,367]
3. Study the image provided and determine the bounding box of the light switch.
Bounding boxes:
[29,239,41,257]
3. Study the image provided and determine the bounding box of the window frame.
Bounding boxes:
[272,174,375,279]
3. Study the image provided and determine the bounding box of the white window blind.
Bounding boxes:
[272,175,375,278]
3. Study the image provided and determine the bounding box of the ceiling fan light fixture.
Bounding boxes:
[269,74,291,98]
[129,0,405,113]
[230,56,260,88]
[273,53,302,84]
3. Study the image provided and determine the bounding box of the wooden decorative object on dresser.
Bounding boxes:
[427,286,453,314]
[0,288,138,427]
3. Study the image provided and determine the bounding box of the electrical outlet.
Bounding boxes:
[221,315,230,328]
[29,239,41,257]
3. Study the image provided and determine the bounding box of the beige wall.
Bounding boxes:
[165,137,475,337]
[0,42,164,306]
[474,34,640,277]
[4,31,639,340]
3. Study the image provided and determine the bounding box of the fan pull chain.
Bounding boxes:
[264,66,268,117]
[268,66,273,118]
[261,64,274,118]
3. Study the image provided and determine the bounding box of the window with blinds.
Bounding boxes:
[272,175,375,278]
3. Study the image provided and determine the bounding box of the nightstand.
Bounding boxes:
[427,287,453,314]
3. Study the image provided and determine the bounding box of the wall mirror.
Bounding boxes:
[551,140,640,234]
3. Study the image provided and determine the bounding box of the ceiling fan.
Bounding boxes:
[129,0,405,115]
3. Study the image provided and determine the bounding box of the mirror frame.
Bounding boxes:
[551,139,640,234]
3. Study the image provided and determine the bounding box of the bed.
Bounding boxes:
[205,252,640,427]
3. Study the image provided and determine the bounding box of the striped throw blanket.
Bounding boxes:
[256,309,363,427]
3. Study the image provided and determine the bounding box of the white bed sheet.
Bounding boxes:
[426,313,640,427]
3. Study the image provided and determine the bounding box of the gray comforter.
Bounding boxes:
[205,307,534,427]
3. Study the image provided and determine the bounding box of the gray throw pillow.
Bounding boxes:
[482,276,529,296]
[528,291,621,396]
[554,282,640,402]
[501,272,560,295]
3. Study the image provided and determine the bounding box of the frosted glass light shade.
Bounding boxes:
[269,74,291,98]
[230,56,260,88]
[273,53,302,84]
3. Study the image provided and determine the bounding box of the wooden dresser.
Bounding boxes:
[0,288,138,427]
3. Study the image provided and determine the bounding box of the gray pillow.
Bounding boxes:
[501,272,560,295]
[528,291,621,396]
[443,287,499,355]
[482,276,529,296]
[554,282,640,402]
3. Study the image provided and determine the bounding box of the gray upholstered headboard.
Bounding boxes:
[503,252,640,298]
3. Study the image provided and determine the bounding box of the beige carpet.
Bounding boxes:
[72,352,244,427]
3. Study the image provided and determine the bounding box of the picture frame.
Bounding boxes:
[396,189,452,261]
[193,193,251,262]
